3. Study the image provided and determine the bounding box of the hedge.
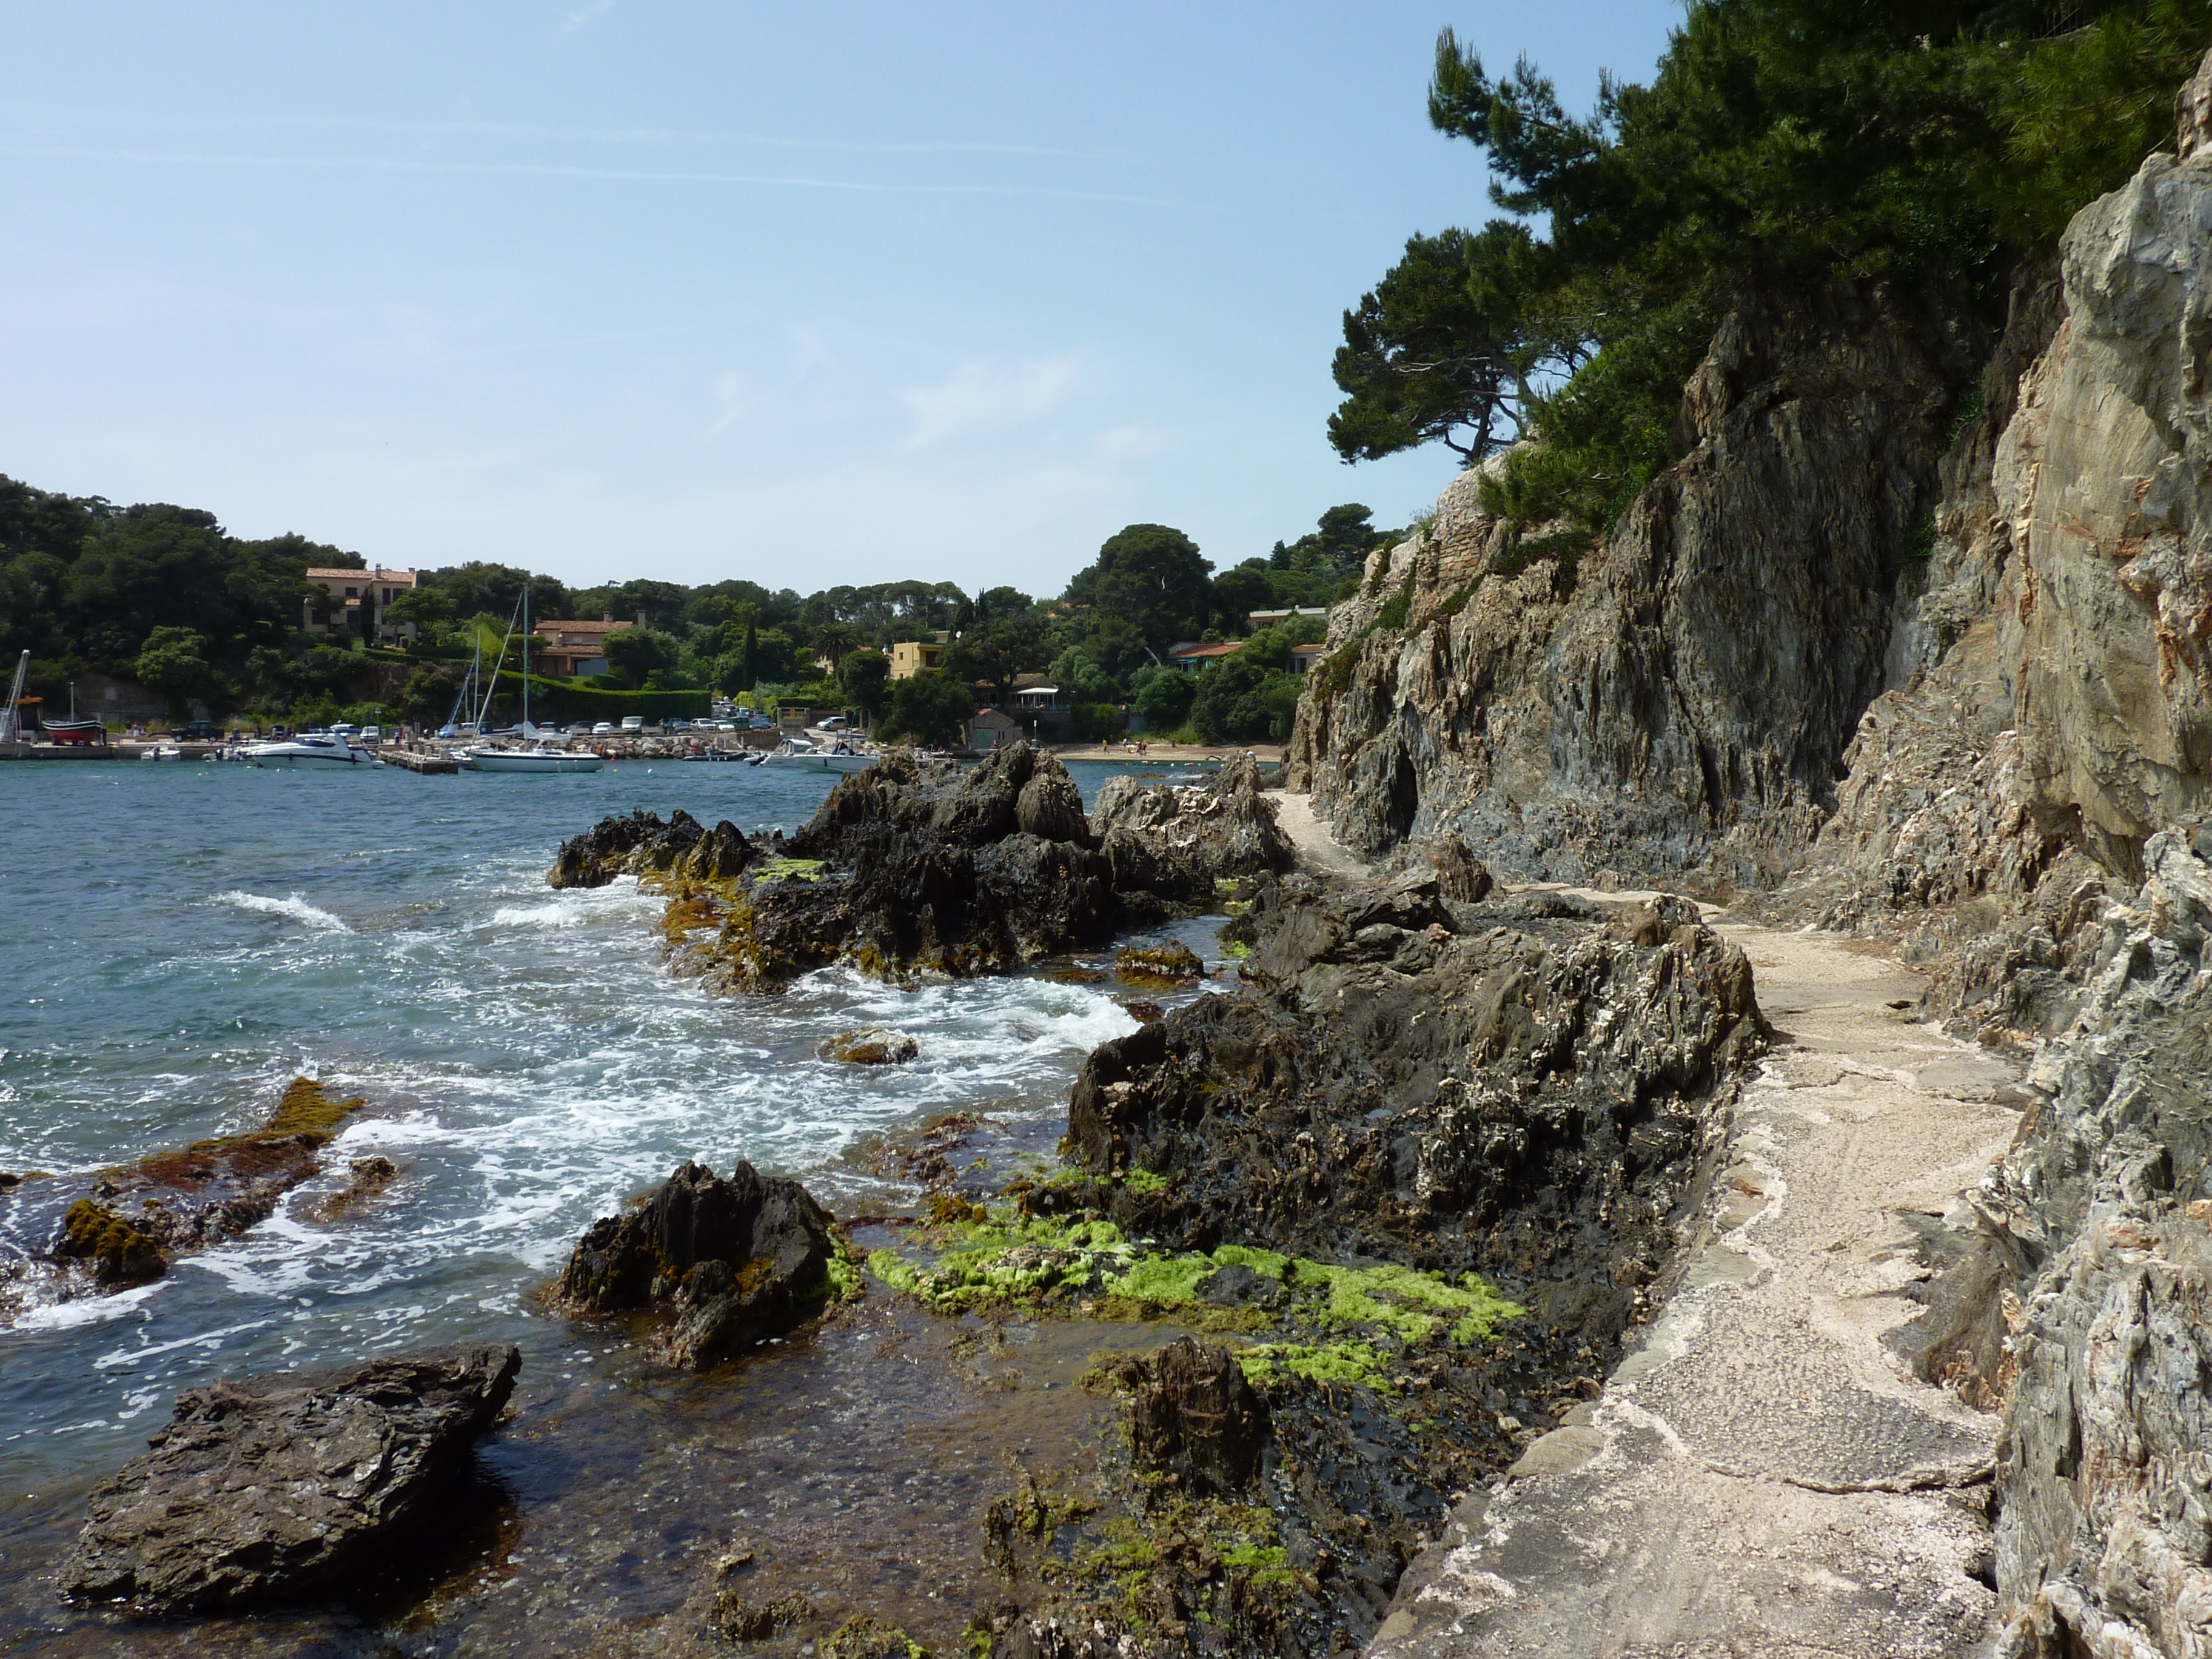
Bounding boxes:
[478,677,711,723]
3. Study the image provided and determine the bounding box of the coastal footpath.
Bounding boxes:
[1290,54,2212,1659]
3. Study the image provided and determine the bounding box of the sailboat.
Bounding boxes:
[460,585,604,774]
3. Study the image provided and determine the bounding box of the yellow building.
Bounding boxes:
[889,638,948,679]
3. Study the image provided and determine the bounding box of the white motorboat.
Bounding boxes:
[240,731,372,768]
[139,743,186,762]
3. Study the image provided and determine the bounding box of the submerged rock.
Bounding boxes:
[555,1160,842,1369]
[819,1027,920,1065]
[31,1076,368,1295]
[1112,942,1204,987]
[62,1342,519,1615]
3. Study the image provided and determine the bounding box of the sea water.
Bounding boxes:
[0,757,1200,1500]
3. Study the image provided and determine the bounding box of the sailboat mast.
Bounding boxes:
[521,581,531,732]
[1,649,28,744]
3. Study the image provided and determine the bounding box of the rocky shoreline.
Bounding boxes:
[30,52,2212,1659]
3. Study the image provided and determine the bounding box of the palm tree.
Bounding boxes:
[810,621,861,673]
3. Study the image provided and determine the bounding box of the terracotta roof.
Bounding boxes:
[1167,641,1241,660]
[536,619,629,635]
[305,567,415,582]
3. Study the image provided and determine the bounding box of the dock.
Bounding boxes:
[382,746,461,774]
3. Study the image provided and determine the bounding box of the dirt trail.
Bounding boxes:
[1262,799,2021,1656]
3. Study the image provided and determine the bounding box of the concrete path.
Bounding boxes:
[1370,920,2020,1658]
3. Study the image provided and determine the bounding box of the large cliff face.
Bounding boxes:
[1289,284,1968,890]
[1826,75,2212,1659]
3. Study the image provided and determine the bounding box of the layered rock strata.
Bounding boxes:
[1288,285,1971,886]
[62,1343,519,1615]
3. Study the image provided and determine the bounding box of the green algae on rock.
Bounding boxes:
[42,1075,370,1292]
[56,1198,165,1285]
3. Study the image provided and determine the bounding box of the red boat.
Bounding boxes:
[41,717,107,745]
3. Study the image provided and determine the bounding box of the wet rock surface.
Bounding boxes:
[820,1028,920,1065]
[1,1077,368,1311]
[1125,1336,1269,1497]
[555,1160,843,1370]
[61,1343,520,1616]
[1068,872,1761,1307]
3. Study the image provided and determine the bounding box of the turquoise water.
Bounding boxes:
[0,757,1193,1496]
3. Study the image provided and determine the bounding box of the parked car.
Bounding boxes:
[819,715,846,730]
[172,720,224,742]
[592,722,614,736]
[359,725,382,744]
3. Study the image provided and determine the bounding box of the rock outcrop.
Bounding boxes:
[1068,873,1761,1342]
[555,1160,843,1369]
[2,1076,368,1309]
[1090,752,1296,908]
[1289,284,1971,887]
[1126,1336,1270,1497]
[549,744,1294,990]
[1981,837,2212,1656]
[62,1343,519,1615]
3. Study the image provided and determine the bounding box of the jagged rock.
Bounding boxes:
[62,1343,519,1615]
[1426,837,1492,903]
[819,1028,919,1065]
[552,745,1301,991]
[556,1160,840,1369]
[1091,754,1296,905]
[1289,280,1970,887]
[1767,72,2212,1655]
[548,808,756,890]
[1069,879,1760,1324]
[1128,1336,1270,1496]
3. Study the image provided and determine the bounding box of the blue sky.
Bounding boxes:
[1,2,1678,596]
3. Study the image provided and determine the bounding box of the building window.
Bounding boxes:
[344,586,358,598]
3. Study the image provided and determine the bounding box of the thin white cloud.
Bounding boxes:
[559,0,618,33]
[0,144,1199,210]
[898,357,1083,452]
[703,370,748,440]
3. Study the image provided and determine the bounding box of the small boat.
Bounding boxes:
[139,743,186,762]
[240,731,372,768]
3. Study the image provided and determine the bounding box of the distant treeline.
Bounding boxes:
[0,470,1399,742]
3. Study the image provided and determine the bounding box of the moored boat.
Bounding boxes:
[240,731,372,768]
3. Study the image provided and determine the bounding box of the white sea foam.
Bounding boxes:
[216,890,350,931]
[17,1279,166,1333]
